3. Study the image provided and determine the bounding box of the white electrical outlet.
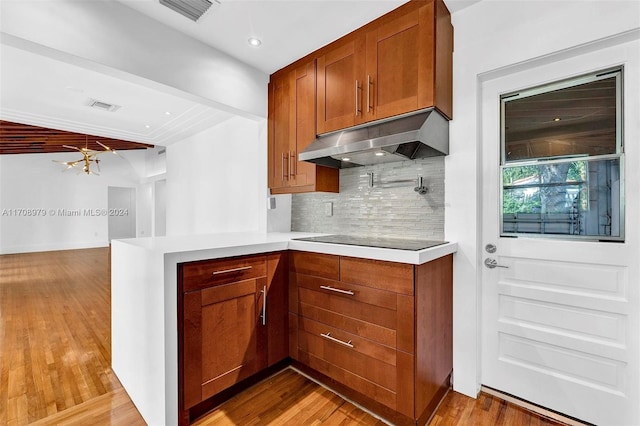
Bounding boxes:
[267,196,276,210]
[324,202,333,217]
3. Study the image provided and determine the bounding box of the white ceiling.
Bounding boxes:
[0,45,234,146]
[117,0,407,74]
[0,0,480,148]
[117,0,479,74]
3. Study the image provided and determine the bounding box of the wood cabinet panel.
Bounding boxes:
[299,316,396,368]
[180,252,288,421]
[297,351,397,410]
[182,288,202,410]
[268,74,290,190]
[290,251,339,280]
[433,0,453,120]
[340,256,414,294]
[365,6,423,122]
[296,273,398,310]
[268,62,339,195]
[181,255,266,292]
[415,254,453,418]
[200,279,265,400]
[290,250,453,425]
[182,278,266,409]
[316,39,366,134]
[268,0,452,195]
[266,253,289,366]
[298,302,396,348]
[396,350,416,418]
[298,286,397,330]
[396,294,415,355]
[289,61,315,188]
[313,0,453,137]
[288,312,299,360]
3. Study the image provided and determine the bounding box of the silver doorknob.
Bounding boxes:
[484,258,509,269]
[485,244,497,253]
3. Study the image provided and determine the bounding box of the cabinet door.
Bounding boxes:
[364,4,434,122]
[289,60,316,188]
[266,253,288,365]
[268,74,291,190]
[182,278,267,409]
[316,38,366,134]
[269,66,339,195]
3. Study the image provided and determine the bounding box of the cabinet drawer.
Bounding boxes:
[181,255,266,292]
[290,251,339,280]
[298,318,396,392]
[296,273,397,310]
[299,316,396,367]
[298,285,397,331]
[298,302,396,348]
[340,256,414,295]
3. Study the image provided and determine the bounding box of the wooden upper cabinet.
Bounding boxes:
[316,0,452,134]
[267,74,290,190]
[365,6,427,122]
[289,61,316,189]
[268,61,338,194]
[316,38,366,134]
[268,0,451,193]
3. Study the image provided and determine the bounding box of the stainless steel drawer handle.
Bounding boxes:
[319,285,354,296]
[320,332,354,348]
[260,285,267,326]
[212,266,252,275]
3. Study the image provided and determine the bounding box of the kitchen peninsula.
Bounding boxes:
[111,232,456,425]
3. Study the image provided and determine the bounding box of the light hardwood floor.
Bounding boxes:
[0,248,565,426]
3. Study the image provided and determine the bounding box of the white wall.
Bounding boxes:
[445,0,640,397]
[0,0,267,119]
[0,149,150,254]
[166,116,267,236]
[154,180,167,237]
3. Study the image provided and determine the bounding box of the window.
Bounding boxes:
[500,67,623,241]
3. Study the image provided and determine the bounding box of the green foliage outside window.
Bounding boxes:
[502,161,587,214]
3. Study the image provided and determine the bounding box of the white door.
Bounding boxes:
[480,40,639,425]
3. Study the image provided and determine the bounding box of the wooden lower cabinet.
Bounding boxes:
[289,251,453,426]
[177,250,451,425]
[178,252,288,425]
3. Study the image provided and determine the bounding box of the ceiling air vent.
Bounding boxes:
[88,99,121,112]
[159,0,219,22]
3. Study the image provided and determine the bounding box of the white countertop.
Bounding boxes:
[115,231,457,265]
[111,231,457,425]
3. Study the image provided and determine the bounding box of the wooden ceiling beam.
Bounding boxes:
[0,120,154,155]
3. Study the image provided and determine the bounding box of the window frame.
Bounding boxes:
[499,67,625,242]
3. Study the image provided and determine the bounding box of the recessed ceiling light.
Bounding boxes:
[375,152,385,156]
[248,37,262,47]
[342,158,351,162]
[553,117,561,122]
[164,111,172,116]
[145,124,151,129]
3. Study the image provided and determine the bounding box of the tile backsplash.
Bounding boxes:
[291,157,445,240]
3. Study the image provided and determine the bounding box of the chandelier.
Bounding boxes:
[53,139,121,175]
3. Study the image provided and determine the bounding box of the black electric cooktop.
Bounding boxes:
[292,235,447,251]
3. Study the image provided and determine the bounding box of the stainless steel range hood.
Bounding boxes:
[299,108,449,169]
